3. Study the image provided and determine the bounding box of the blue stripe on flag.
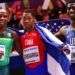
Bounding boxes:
[35,25,63,48]
[35,25,70,75]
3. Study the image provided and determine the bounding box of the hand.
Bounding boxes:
[62,44,70,54]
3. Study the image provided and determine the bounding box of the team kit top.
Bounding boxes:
[20,30,48,75]
[0,28,13,67]
[65,26,75,63]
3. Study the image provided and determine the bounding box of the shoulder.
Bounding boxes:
[6,28,18,39]
[55,25,69,37]
[60,25,68,30]
[59,25,69,34]
[60,25,69,35]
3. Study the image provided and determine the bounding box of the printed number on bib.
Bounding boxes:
[23,46,40,64]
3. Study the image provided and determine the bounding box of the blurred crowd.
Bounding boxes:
[0,0,70,30]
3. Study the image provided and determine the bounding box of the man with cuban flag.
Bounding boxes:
[20,11,70,75]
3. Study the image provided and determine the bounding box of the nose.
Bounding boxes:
[70,9,74,12]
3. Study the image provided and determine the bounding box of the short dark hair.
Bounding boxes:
[67,3,75,10]
[22,9,36,19]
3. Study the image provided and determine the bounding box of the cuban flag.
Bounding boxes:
[35,24,70,75]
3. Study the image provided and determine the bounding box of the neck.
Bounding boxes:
[71,21,75,28]
[0,27,6,33]
[26,27,35,32]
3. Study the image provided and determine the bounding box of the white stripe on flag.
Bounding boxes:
[38,26,63,45]
[47,54,66,75]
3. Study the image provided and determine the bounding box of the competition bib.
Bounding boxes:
[23,46,40,64]
[0,38,13,66]
[0,45,5,61]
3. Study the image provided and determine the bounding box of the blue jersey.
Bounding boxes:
[65,26,75,63]
[66,26,75,46]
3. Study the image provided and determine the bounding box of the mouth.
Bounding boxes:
[0,21,6,26]
[0,21,4,24]
[23,21,29,24]
[70,12,75,15]
[23,22,31,27]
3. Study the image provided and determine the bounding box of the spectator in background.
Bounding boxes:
[58,8,69,19]
[34,6,43,21]
[50,8,59,19]
[7,9,22,29]
[42,10,50,22]
[7,0,24,29]
[33,6,51,22]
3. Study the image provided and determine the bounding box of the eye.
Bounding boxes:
[3,15,8,18]
[0,14,8,18]
[0,15,2,18]
[23,16,32,20]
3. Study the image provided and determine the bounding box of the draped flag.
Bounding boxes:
[35,24,70,75]
[37,19,70,34]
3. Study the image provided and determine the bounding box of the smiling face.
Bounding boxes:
[0,9,9,29]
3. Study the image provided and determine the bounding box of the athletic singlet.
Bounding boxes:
[20,30,46,68]
[0,28,13,38]
[0,28,13,66]
[65,26,75,63]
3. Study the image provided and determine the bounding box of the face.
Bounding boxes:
[69,5,75,20]
[21,12,35,30]
[0,10,9,28]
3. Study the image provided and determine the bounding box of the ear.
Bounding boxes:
[20,17,24,26]
[33,18,37,23]
[7,7,13,22]
[7,12,12,22]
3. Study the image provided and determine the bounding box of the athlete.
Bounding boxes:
[0,3,21,75]
[55,3,75,75]
[20,10,70,75]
